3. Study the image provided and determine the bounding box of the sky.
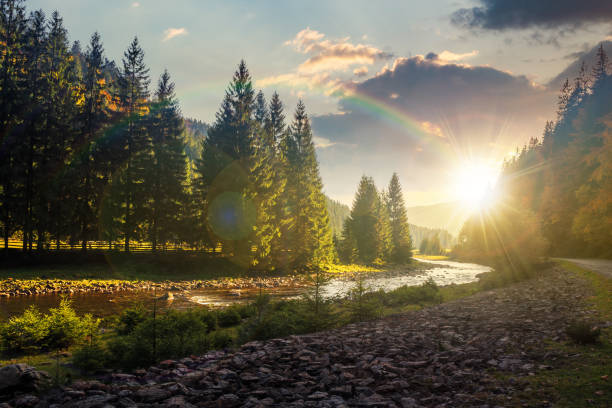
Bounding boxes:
[28,0,612,206]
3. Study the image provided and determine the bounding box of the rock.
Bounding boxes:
[134,386,171,403]
[13,395,39,408]
[0,364,50,395]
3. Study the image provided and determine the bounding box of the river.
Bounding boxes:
[0,259,491,319]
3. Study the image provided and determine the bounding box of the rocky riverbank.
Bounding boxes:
[0,262,440,298]
[2,265,606,407]
[0,276,310,298]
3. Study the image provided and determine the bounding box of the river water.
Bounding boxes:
[0,259,490,319]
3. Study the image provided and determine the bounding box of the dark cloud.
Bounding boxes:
[311,56,555,204]
[451,0,612,30]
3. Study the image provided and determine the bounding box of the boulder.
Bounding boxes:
[0,364,50,396]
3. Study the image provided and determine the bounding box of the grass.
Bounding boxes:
[502,260,612,408]
[414,255,450,261]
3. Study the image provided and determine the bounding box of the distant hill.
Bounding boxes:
[183,118,209,163]
[405,202,467,236]
[325,197,350,238]
[325,197,456,249]
[549,41,612,89]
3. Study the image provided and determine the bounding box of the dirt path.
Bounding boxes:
[557,258,612,279]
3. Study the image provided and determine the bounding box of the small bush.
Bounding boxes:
[72,343,108,372]
[0,305,49,355]
[384,278,442,306]
[566,321,601,345]
[106,309,210,369]
[209,330,233,349]
[0,299,98,356]
[115,304,148,335]
[217,307,242,327]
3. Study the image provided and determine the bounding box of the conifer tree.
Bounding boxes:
[115,37,150,251]
[344,176,381,264]
[386,173,412,263]
[0,0,28,250]
[74,31,109,250]
[18,9,49,251]
[198,61,258,265]
[41,11,77,250]
[284,101,334,267]
[591,44,609,86]
[144,70,187,251]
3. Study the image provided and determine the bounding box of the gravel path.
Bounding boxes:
[557,258,612,279]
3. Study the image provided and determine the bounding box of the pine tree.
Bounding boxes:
[198,61,258,265]
[344,176,382,264]
[284,101,334,267]
[386,173,412,263]
[41,11,77,250]
[20,9,47,251]
[115,37,150,252]
[556,78,571,123]
[0,0,28,250]
[250,90,282,268]
[73,32,111,250]
[144,70,187,251]
[591,44,609,86]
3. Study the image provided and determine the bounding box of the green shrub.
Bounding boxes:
[217,307,242,327]
[0,305,49,355]
[209,330,233,349]
[115,304,148,335]
[566,321,602,345]
[106,309,211,369]
[0,299,98,356]
[383,278,442,306]
[346,275,382,322]
[195,308,218,333]
[72,343,108,372]
[46,299,99,351]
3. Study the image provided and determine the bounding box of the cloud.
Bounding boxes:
[258,28,390,95]
[451,0,612,30]
[285,28,393,74]
[311,56,556,206]
[437,50,479,62]
[131,2,140,7]
[163,27,188,42]
[353,66,369,77]
[313,136,336,149]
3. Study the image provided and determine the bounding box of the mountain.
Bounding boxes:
[326,197,350,238]
[405,202,468,236]
[549,41,612,89]
[183,118,209,163]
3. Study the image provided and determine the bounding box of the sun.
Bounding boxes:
[452,162,499,211]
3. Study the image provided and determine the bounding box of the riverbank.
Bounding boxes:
[3,261,609,407]
[0,257,439,298]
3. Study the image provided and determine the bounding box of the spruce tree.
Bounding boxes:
[386,173,412,263]
[42,11,77,250]
[0,0,28,250]
[144,70,187,251]
[21,9,47,251]
[74,31,108,251]
[198,61,258,265]
[344,176,381,264]
[591,44,609,86]
[284,101,334,267]
[115,37,150,252]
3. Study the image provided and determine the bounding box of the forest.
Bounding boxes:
[0,1,341,270]
[455,45,612,273]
